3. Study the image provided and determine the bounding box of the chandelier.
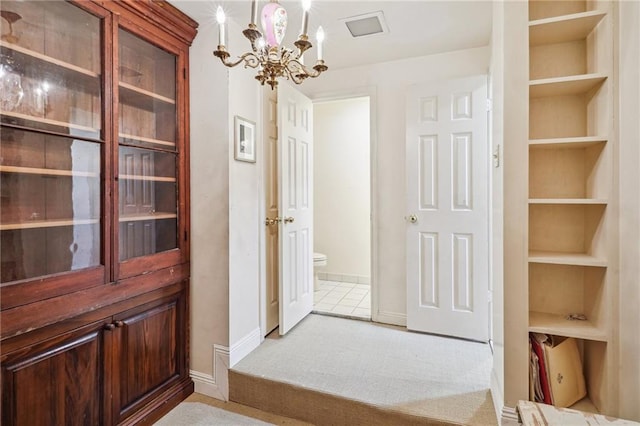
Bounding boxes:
[213,0,328,89]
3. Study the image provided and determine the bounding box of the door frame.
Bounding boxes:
[259,85,379,338]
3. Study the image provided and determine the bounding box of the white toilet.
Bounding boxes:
[313,252,328,291]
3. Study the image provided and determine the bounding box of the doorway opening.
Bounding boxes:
[311,96,371,320]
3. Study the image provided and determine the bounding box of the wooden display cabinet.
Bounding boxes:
[0,1,197,424]
[527,0,615,415]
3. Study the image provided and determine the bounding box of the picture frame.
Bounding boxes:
[234,116,256,163]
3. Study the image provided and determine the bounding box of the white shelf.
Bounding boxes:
[1,218,99,231]
[0,165,99,178]
[529,10,607,46]
[529,136,607,149]
[529,251,607,267]
[529,199,608,205]
[119,174,176,182]
[119,212,177,222]
[530,74,607,98]
[529,311,608,342]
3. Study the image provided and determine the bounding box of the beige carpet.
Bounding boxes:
[230,314,497,426]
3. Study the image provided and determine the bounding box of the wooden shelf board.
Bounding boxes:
[119,174,176,182]
[570,396,599,414]
[529,10,607,46]
[530,74,607,98]
[0,165,99,178]
[529,136,607,149]
[529,199,608,205]
[1,218,99,231]
[0,40,99,78]
[529,311,608,342]
[119,133,175,148]
[119,82,175,105]
[529,251,607,267]
[1,111,99,134]
[119,212,177,222]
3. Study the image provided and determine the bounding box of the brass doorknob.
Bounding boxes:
[284,216,295,224]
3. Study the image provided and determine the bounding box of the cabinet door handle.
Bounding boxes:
[114,320,125,328]
[104,323,116,331]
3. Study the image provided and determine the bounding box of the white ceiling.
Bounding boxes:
[168,0,492,70]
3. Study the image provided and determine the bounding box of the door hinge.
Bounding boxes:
[486,98,492,112]
[487,290,493,303]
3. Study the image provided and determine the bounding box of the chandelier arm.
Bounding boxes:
[216,51,262,69]
[286,59,320,78]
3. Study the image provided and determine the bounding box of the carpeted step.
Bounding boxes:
[230,369,485,426]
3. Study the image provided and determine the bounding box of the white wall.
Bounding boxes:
[618,0,640,420]
[300,46,490,325]
[314,97,370,279]
[227,19,263,366]
[488,1,530,419]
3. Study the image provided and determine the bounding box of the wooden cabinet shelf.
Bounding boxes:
[119,174,176,183]
[529,74,607,98]
[0,218,99,231]
[529,311,607,342]
[0,40,99,81]
[0,166,99,178]
[529,251,607,267]
[529,10,607,46]
[119,212,177,222]
[529,136,607,148]
[119,82,175,111]
[119,133,175,148]
[1,111,100,137]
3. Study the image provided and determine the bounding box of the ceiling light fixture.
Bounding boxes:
[214,0,328,90]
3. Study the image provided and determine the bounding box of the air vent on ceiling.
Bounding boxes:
[341,11,389,38]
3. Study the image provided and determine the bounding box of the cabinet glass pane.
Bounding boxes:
[0,1,101,139]
[0,128,101,283]
[119,147,177,261]
[118,29,176,151]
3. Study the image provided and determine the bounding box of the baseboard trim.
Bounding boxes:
[230,327,261,367]
[201,344,230,401]
[374,311,406,327]
[120,377,193,426]
[490,367,504,422]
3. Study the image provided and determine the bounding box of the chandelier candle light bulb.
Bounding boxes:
[251,0,258,26]
[216,6,226,46]
[301,0,311,36]
[316,26,324,61]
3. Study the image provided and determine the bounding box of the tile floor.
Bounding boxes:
[313,280,371,319]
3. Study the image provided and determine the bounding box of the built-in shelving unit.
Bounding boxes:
[0,218,99,231]
[119,212,177,222]
[527,0,615,415]
[118,133,175,148]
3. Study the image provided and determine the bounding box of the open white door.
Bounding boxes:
[278,83,313,335]
[406,75,489,341]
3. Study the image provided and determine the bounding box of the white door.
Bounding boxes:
[264,87,279,335]
[278,83,314,335]
[406,75,489,341]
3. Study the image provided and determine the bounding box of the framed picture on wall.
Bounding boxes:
[234,116,256,163]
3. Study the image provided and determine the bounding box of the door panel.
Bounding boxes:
[115,295,182,421]
[277,83,313,335]
[406,75,489,341]
[264,87,279,334]
[1,325,105,426]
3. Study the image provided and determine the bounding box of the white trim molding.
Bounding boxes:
[500,406,519,425]
[190,344,230,401]
[374,311,407,327]
[229,327,261,367]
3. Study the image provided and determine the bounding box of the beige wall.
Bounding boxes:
[314,97,371,279]
[617,0,640,420]
[188,17,230,376]
[300,46,490,325]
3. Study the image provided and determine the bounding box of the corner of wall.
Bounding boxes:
[190,344,230,401]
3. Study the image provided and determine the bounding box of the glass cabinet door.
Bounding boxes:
[117,29,178,262]
[0,1,103,285]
